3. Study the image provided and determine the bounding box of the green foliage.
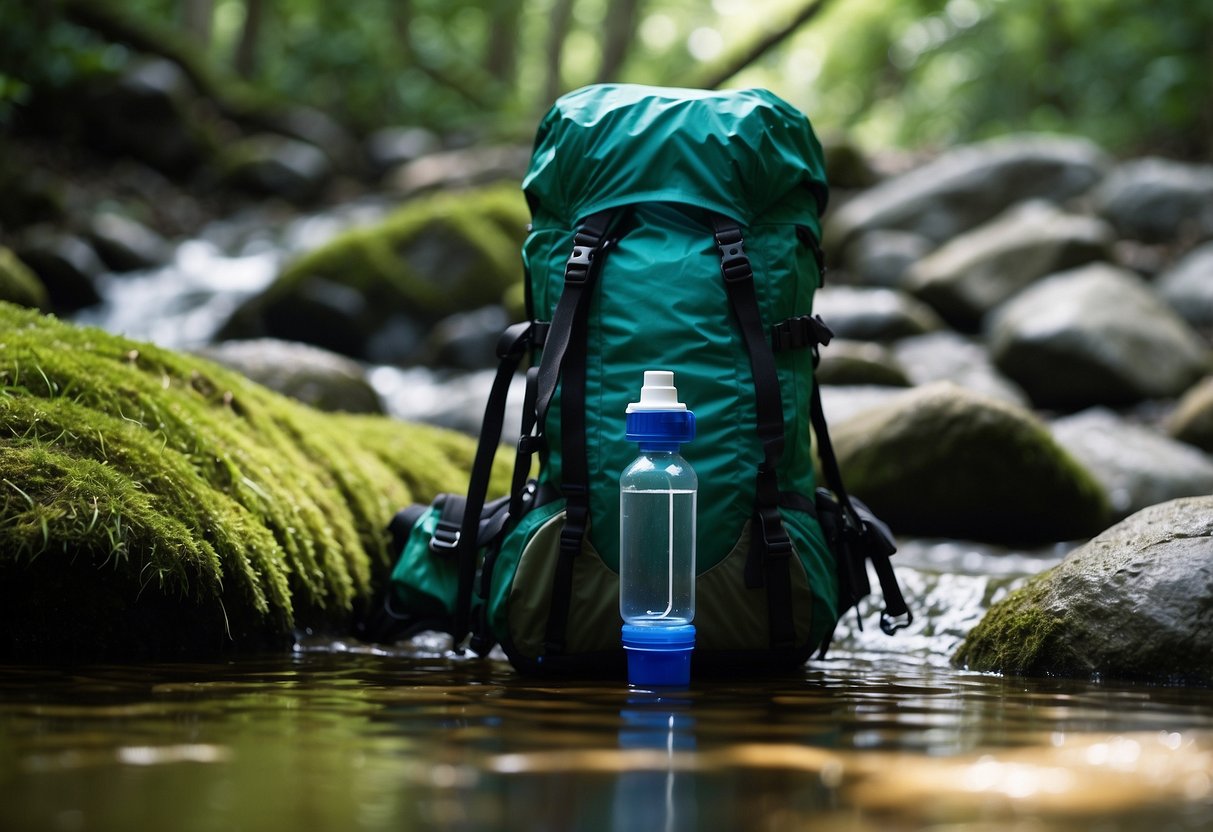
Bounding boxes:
[774,0,1213,156]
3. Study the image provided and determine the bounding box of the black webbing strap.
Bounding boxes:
[809,378,911,635]
[712,215,796,651]
[533,210,619,432]
[508,365,541,522]
[451,321,533,649]
[543,295,592,655]
[525,211,620,656]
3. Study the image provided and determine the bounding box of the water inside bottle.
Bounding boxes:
[619,488,696,624]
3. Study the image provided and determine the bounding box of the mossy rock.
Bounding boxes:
[953,496,1213,684]
[0,302,505,660]
[0,247,48,310]
[222,185,530,360]
[828,382,1111,543]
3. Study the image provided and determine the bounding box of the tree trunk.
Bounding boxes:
[181,0,214,49]
[596,0,642,83]
[485,0,524,86]
[543,0,577,106]
[233,0,266,80]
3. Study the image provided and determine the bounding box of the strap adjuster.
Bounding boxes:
[430,522,461,553]
[756,506,793,559]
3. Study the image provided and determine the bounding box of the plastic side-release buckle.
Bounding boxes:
[756,505,793,560]
[715,232,753,283]
[430,521,461,554]
[880,609,913,635]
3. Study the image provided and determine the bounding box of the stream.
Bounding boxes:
[20,202,1210,830]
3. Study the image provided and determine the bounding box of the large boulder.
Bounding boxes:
[953,496,1213,685]
[87,211,171,272]
[825,135,1109,256]
[816,340,911,388]
[828,383,1110,543]
[1156,241,1213,329]
[813,286,944,341]
[891,332,1028,407]
[13,228,104,311]
[842,229,932,289]
[905,202,1113,330]
[222,134,334,204]
[988,263,1212,409]
[0,301,497,661]
[1091,158,1213,243]
[1050,408,1213,520]
[1168,376,1213,453]
[219,184,529,363]
[0,246,48,310]
[195,338,384,414]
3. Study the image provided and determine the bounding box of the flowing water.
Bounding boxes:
[3,545,1212,831]
[29,207,1212,830]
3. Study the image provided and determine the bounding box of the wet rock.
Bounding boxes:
[820,133,879,190]
[1156,241,1213,329]
[988,263,1212,409]
[387,145,530,197]
[818,385,907,426]
[91,59,210,175]
[374,366,525,439]
[87,212,170,272]
[0,247,48,310]
[228,185,528,362]
[892,332,1029,407]
[223,134,333,204]
[825,135,1109,256]
[816,340,911,387]
[829,383,1109,543]
[1050,408,1213,520]
[953,496,1213,685]
[365,126,442,175]
[13,229,103,311]
[906,202,1113,330]
[271,106,361,172]
[843,229,932,289]
[196,338,384,414]
[424,305,511,370]
[813,286,944,341]
[1168,376,1213,453]
[1091,158,1213,243]
[0,302,491,660]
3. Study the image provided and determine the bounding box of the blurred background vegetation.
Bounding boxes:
[1,0,1210,159]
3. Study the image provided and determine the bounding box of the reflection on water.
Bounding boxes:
[1,644,1211,832]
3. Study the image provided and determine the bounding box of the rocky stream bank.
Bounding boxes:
[2,103,1212,681]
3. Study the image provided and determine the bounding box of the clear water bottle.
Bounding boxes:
[619,370,697,687]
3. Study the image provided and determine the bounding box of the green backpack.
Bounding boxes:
[365,85,910,676]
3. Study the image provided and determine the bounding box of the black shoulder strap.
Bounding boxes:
[451,321,534,648]
[711,214,796,651]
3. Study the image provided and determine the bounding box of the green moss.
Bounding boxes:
[951,574,1063,674]
[271,184,529,323]
[0,247,48,310]
[0,302,503,659]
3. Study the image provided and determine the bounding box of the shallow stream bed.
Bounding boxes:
[4,542,1212,832]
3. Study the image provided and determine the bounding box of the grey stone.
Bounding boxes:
[829,382,1110,542]
[1091,157,1213,243]
[844,229,932,289]
[813,285,944,342]
[366,127,442,174]
[14,229,103,311]
[1156,241,1213,328]
[824,134,1110,255]
[197,338,383,414]
[1050,408,1213,519]
[424,306,511,370]
[225,134,333,204]
[988,263,1212,409]
[906,201,1113,330]
[892,331,1028,407]
[816,340,911,387]
[387,145,530,197]
[94,59,208,174]
[88,212,169,272]
[1168,376,1213,453]
[953,496,1213,685]
[818,385,907,426]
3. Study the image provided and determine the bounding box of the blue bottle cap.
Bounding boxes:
[625,410,696,450]
[621,624,696,688]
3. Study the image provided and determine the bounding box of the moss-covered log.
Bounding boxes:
[0,302,499,660]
